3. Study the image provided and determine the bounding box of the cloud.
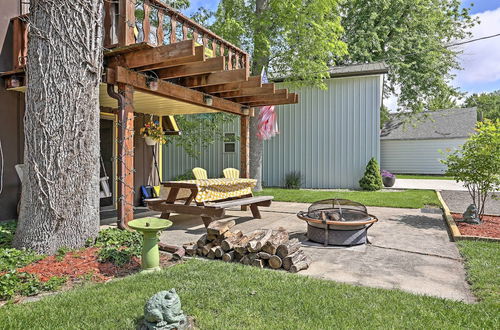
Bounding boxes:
[453,7,500,87]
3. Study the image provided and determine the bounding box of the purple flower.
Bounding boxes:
[381,170,395,178]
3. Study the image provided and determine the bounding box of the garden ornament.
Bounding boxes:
[142,289,188,330]
[463,204,481,224]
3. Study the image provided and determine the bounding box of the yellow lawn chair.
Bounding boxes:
[223,168,240,179]
[192,167,208,179]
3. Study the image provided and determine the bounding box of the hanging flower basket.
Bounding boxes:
[140,121,167,146]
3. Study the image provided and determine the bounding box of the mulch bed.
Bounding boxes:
[451,213,500,239]
[17,247,174,283]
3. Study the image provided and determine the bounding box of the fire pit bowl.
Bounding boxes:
[297,199,378,246]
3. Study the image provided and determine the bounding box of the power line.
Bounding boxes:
[446,33,500,47]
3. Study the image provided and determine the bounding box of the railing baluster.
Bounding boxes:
[202,34,208,49]
[143,0,151,44]
[157,11,164,45]
[193,30,199,44]
[227,49,233,70]
[182,24,188,40]
[118,0,135,46]
[103,0,112,47]
[170,18,177,44]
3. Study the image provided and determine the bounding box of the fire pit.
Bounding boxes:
[297,199,378,246]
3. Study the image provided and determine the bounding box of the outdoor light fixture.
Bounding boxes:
[203,94,213,106]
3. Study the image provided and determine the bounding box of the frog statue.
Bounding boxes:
[142,289,187,330]
[463,204,481,225]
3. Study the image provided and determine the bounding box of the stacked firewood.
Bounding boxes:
[183,219,311,273]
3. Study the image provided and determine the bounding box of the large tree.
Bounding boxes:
[465,90,500,121]
[341,0,475,113]
[13,0,103,254]
[208,0,347,190]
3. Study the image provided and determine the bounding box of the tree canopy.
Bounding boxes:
[341,0,475,114]
[465,90,500,121]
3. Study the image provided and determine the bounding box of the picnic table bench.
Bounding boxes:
[145,178,273,227]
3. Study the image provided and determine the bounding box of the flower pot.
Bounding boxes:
[144,136,156,146]
[382,176,396,187]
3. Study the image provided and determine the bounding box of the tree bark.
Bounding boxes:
[249,0,271,191]
[13,0,103,254]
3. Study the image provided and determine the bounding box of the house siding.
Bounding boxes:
[380,138,467,174]
[163,75,383,189]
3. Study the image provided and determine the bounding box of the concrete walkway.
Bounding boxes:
[391,179,466,191]
[138,202,475,303]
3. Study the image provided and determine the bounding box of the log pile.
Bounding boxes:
[182,219,311,273]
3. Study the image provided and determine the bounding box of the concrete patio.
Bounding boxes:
[101,201,475,303]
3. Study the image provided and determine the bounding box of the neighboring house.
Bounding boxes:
[380,107,477,174]
[164,62,388,189]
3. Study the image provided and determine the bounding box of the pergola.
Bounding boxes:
[2,0,298,228]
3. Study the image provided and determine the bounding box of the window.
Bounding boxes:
[224,133,236,153]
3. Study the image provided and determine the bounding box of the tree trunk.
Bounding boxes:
[249,0,270,191]
[13,1,103,254]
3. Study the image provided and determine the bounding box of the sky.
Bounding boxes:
[181,0,500,107]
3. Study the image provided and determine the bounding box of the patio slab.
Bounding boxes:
[104,202,475,302]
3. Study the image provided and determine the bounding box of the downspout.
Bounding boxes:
[106,84,127,230]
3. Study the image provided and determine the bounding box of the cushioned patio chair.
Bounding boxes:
[223,168,240,179]
[192,167,208,179]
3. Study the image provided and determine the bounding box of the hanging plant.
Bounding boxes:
[140,121,167,145]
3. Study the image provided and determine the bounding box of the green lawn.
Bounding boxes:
[1,241,499,329]
[255,188,440,208]
[396,174,454,180]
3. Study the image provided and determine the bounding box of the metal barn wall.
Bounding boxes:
[263,76,382,188]
[163,121,240,180]
[163,75,382,188]
[380,138,466,174]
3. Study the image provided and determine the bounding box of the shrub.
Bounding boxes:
[0,248,44,272]
[442,119,500,219]
[0,270,66,300]
[88,228,142,266]
[285,172,301,189]
[0,220,17,248]
[359,158,383,191]
[172,170,195,181]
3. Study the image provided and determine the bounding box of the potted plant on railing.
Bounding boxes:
[381,170,396,187]
[140,121,167,146]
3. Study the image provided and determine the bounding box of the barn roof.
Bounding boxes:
[381,107,477,140]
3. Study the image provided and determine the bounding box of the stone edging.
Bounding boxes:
[435,190,500,243]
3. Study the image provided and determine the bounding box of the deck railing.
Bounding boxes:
[10,0,249,72]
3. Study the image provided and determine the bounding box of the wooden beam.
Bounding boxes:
[218,83,275,98]
[180,68,248,88]
[109,39,195,69]
[156,56,225,79]
[135,46,205,71]
[201,76,262,93]
[236,89,288,104]
[117,83,135,227]
[245,93,299,107]
[112,66,250,116]
[240,116,250,178]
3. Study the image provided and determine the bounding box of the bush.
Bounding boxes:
[0,248,44,272]
[285,172,301,189]
[88,228,142,266]
[0,220,17,248]
[0,270,66,300]
[171,170,195,181]
[359,158,383,191]
[442,119,500,219]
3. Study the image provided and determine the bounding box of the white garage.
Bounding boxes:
[380,108,477,175]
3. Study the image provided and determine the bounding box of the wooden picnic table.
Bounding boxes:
[145,178,273,227]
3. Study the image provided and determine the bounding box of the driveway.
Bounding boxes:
[391,178,466,191]
[151,201,474,303]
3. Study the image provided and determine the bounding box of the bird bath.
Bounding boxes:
[128,217,172,272]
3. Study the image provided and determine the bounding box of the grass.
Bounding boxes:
[396,174,454,180]
[255,188,440,208]
[0,248,498,329]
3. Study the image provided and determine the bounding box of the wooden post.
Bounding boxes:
[117,83,135,227]
[118,0,135,46]
[240,115,250,178]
